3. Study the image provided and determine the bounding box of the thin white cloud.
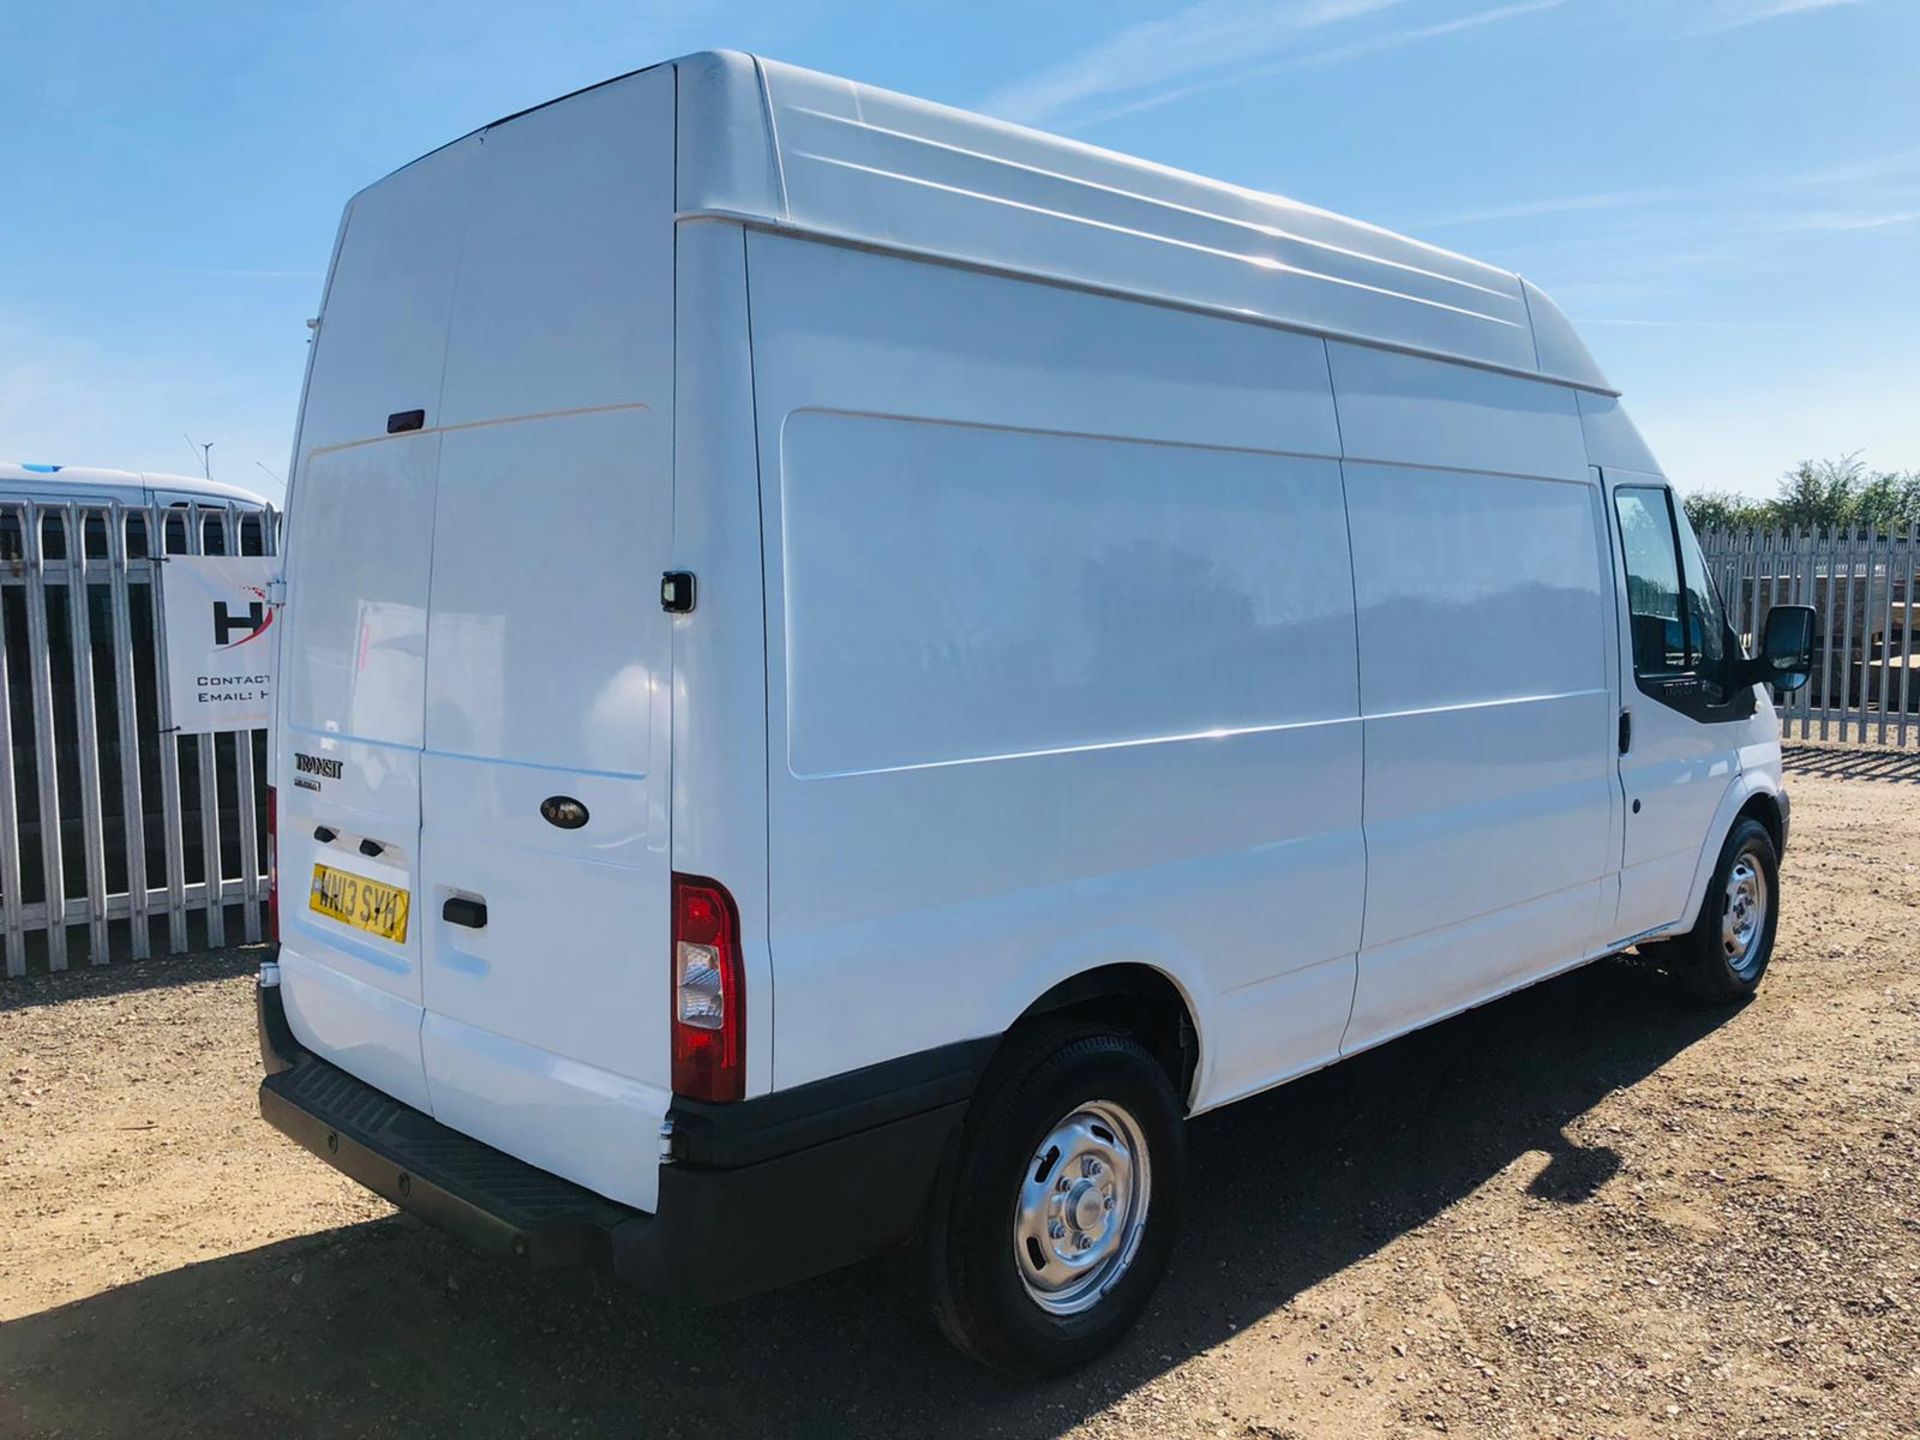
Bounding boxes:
[1778,147,1920,188]
[1777,207,1920,232]
[1535,277,1682,308]
[1419,147,1920,231]
[0,262,321,281]
[1077,0,1569,126]
[1419,186,1687,228]
[977,0,1406,127]
[1295,0,1567,65]
[1691,0,1869,35]
[133,264,322,280]
[1574,317,1819,330]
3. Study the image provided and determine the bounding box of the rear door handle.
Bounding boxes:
[442,896,488,929]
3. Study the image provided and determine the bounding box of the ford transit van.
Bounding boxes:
[255,53,1816,1374]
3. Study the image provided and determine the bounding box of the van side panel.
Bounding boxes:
[1331,345,1618,1049]
[748,234,1365,1107]
[752,59,1540,378]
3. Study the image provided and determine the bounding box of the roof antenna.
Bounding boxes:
[183,434,213,480]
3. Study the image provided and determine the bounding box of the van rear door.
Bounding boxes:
[411,73,678,1212]
[275,136,479,1114]
[279,69,678,1210]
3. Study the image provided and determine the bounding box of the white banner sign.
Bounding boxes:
[162,555,279,734]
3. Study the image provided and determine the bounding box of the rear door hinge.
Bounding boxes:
[265,577,288,607]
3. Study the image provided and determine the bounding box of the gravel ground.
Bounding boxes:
[1,747,1916,1438]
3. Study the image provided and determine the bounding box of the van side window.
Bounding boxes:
[1614,487,1687,678]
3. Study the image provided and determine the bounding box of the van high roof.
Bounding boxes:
[387,51,1610,396]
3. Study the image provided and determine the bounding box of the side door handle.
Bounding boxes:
[1618,708,1632,755]
[442,896,488,929]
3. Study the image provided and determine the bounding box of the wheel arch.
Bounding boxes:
[1008,963,1203,1112]
[1677,771,1784,935]
[1736,789,1785,855]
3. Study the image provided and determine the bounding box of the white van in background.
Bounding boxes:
[0,461,267,514]
[0,459,271,561]
[255,53,1816,1375]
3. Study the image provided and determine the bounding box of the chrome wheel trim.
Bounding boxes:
[1721,848,1769,979]
[1012,1099,1152,1316]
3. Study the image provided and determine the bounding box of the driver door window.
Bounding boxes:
[1613,484,1746,718]
[1616,487,1687,678]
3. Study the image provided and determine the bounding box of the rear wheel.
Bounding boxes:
[927,1024,1186,1376]
[1651,817,1780,1004]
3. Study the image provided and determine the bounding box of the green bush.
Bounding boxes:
[1683,456,1920,535]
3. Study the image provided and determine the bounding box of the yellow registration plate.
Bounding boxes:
[309,863,411,943]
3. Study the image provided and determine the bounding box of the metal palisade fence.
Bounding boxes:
[0,498,277,977]
[1701,523,1920,748]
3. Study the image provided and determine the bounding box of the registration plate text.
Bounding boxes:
[309,863,410,943]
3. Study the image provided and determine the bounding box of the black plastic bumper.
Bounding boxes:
[257,970,991,1302]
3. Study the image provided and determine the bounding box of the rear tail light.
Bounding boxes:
[266,784,279,942]
[671,873,744,1102]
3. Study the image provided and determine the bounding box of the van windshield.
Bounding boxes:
[1674,505,1731,697]
[1616,488,1687,676]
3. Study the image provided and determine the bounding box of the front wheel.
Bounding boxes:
[1650,816,1781,1004]
[926,1024,1186,1376]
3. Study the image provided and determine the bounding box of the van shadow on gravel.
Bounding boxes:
[0,959,1734,1440]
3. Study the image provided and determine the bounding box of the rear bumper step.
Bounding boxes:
[260,1049,635,1271]
[256,967,991,1301]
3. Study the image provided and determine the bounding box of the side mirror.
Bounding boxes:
[1744,604,1816,692]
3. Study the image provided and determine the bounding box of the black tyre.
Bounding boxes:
[1650,817,1780,1004]
[926,1023,1186,1377]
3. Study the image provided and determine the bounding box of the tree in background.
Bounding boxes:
[1682,488,1764,533]
[1683,456,1920,534]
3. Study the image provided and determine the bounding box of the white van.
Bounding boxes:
[255,53,1816,1374]
[0,460,268,514]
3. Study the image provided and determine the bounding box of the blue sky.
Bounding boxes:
[3,0,1915,504]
